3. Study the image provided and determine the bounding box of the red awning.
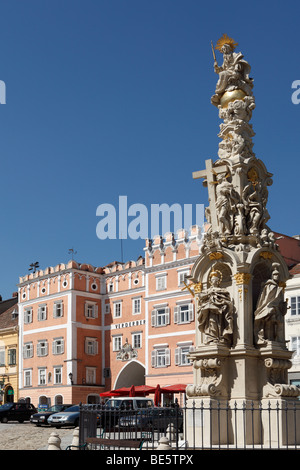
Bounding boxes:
[161,384,187,393]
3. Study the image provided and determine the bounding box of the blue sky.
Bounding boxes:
[0,0,299,299]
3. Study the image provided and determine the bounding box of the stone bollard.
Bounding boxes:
[70,427,80,450]
[166,424,176,442]
[157,436,172,449]
[48,431,61,450]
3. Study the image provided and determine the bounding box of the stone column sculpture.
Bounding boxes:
[186,34,299,448]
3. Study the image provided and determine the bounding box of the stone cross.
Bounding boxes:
[193,158,228,230]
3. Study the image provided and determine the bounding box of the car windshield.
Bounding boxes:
[0,403,13,411]
[62,405,79,412]
[48,405,66,412]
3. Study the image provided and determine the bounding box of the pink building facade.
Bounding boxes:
[18,226,202,407]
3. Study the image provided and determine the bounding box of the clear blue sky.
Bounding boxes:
[0,0,299,299]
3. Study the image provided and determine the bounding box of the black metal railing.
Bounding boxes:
[78,399,300,450]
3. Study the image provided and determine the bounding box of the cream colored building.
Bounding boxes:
[0,296,19,404]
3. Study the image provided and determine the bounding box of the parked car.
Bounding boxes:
[30,404,74,426]
[99,397,154,429]
[0,402,37,423]
[119,406,183,432]
[47,405,80,428]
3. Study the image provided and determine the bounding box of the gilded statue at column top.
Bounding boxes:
[211,34,254,108]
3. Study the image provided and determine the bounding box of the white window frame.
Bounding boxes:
[151,346,170,368]
[175,343,194,366]
[132,297,141,315]
[156,274,167,291]
[132,332,142,349]
[38,304,47,321]
[85,302,98,319]
[174,303,194,324]
[38,368,47,386]
[178,270,189,287]
[37,340,48,357]
[113,335,122,352]
[85,337,98,355]
[52,337,64,355]
[0,347,5,366]
[113,301,122,318]
[86,367,96,385]
[290,296,300,316]
[151,306,170,327]
[24,307,33,324]
[24,369,32,387]
[23,342,33,359]
[53,301,63,318]
[54,366,62,384]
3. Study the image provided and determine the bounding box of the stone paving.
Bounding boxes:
[0,422,74,450]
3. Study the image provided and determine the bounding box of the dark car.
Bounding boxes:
[119,407,183,432]
[30,404,74,426]
[0,402,37,423]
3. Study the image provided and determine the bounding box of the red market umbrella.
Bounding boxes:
[154,384,161,406]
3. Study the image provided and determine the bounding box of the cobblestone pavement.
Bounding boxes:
[0,422,74,450]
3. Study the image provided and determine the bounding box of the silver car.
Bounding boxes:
[47,405,80,428]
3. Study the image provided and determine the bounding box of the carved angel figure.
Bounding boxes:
[197,269,233,346]
[254,263,287,346]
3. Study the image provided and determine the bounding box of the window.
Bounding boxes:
[156,275,166,291]
[0,347,5,366]
[54,367,62,385]
[178,270,189,287]
[38,368,47,386]
[291,336,300,356]
[52,338,64,355]
[114,302,122,318]
[174,303,194,324]
[108,283,114,293]
[113,336,122,352]
[175,344,194,366]
[37,340,48,357]
[8,348,16,366]
[85,302,98,319]
[23,342,33,359]
[132,333,141,349]
[86,367,96,384]
[38,304,47,321]
[291,297,300,316]
[24,308,33,324]
[151,348,170,368]
[151,307,170,327]
[132,298,141,314]
[85,337,98,355]
[24,369,32,387]
[105,303,110,314]
[53,301,63,318]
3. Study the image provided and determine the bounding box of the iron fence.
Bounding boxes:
[78,399,300,450]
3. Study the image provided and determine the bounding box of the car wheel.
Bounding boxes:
[74,419,79,427]
[1,417,8,423]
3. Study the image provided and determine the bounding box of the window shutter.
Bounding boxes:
[165,348,170,366]
[175,347,180,365]
[165,307,170,325]
[151,350,157,367]
[189,303,194,322]
[84,303,88,317]
[151,310,156,327]
[37,307,41,321]
[174,306,179,324]
[95,305,98,318]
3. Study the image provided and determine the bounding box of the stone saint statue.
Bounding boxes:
[197,269,233,345]
[254,263,287,346]
[215,174,240,235]
[211,34,253,107]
